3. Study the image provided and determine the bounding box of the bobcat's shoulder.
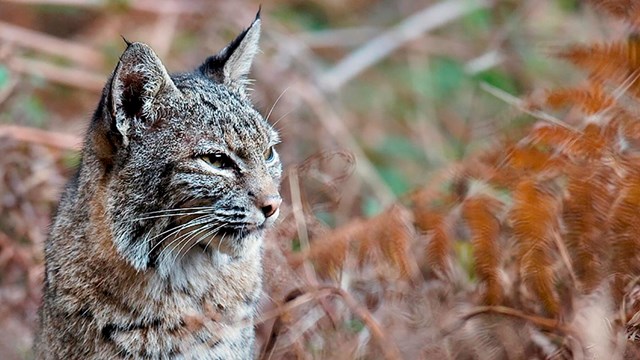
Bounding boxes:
[36,13,282,359]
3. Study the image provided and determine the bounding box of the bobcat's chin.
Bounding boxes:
[201,230,263,259]
[203,216,275,253]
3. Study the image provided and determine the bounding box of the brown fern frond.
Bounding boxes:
[371,205,418,282]
[609,169,640,300]
[545,83,615,115]
[558,35,640,96]
[414,208,452,281]
[410,183,461,280]
[510,179,561,315]
[287,220,361,279]
[558,42,628,82]
[293,205,417,281]
[504,145,565,175]
[562,165,613,292]
[472,146,524,189]
[528,123,607,160]
[462,195,504,305]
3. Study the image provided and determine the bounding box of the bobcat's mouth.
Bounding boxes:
[191,222,264,256]
[217,222,264,240]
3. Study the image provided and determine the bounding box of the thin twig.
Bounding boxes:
[0,21,103,69]
[443,305,573,338]
[0,0,206,14]
[464,50,505,74]
[480,82,580,132]
[621,276,640,325]
[288,169,320,286]
[287,168,341,325]
[7,57,105,92]
[266,28,396,204]
[552,230,579,289]
[0,125,81,150]
[320,0,490,91]
[255,288,333,325]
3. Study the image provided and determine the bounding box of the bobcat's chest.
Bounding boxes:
[94,250,262,360]
[99,303,257,360]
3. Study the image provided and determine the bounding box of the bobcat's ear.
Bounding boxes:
[108,42,178,147]
[200,12,261,90]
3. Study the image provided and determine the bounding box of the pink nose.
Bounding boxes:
[260,196,282,218]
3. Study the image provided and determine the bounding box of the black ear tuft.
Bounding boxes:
[121,35,133,47]
[199,13,261,89]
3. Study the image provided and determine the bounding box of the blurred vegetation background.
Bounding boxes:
[0,0,628,359]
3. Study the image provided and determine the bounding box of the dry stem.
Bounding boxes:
[320,0,490,91]
[8,57,104,92]
[0,21,103,69]
[443,305,573,338]
[0,125,81,150]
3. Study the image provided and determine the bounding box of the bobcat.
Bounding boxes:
[35,13,282,359]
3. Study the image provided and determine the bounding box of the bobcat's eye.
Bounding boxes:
[264,146,275,162]
[202,153,233,170]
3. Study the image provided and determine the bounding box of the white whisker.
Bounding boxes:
[178,224,225,264]
[272,109,292,128]
[217,233,227,254]
[143,215,211,258]
[170,222,225,267]
[140,206,215,215]
[158,224,213,266]
[133,209,214,222]
[265,87,289,123]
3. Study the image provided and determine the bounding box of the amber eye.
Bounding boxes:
[264,146,275,162]
[202,153,233,170]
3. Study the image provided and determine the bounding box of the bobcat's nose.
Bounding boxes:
[260,196,282,218]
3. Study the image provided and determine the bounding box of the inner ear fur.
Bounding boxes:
[199,12,261,90]
[109,42,178,146]
[91,41,178,165]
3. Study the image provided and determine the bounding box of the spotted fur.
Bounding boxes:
[35,13,281,359]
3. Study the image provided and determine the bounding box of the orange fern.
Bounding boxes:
[414,207,452,281]
[503,145,565,175]
[373,205,418,282]
[462,195,503,305]
[528,123,607,161]
[509,179,561,315]
[562,165,613,292]
[609,169,640,300]
[293,205,417,282]
[558,33,640,97]
[545,82,615,115]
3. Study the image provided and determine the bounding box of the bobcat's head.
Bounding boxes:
[86,13,281,274]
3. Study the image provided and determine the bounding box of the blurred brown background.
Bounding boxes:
[0,0,622,359]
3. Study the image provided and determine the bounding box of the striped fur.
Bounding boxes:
[36,14,281,359]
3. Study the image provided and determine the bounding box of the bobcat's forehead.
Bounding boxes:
[172,75,277,156]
